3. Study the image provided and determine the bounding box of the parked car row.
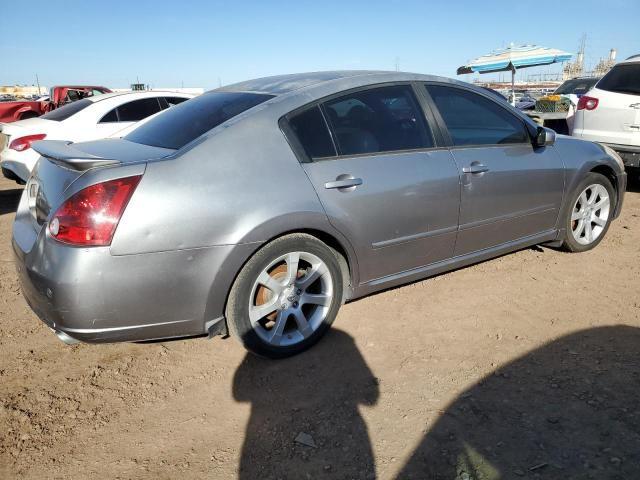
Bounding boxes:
[0,91,193,183]
[0,85,111,123]
[9,70,626,358]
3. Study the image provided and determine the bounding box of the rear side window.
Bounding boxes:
[288,106,336,159]
[40,99,92,121]
[117,98,162,122]
[126,91,273,150]
[426,85,529,146]
[597,64,640,95]
[322,85,433,156]
[99,109,118,123]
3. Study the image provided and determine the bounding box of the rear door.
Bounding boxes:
[424,83,564,256]
[580,63,640,146]
[286,84,460,283]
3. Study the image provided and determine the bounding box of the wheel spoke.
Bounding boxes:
[593,215,606,227]
[291,309,313,338]
[571,209,582,221]
[574,219,585,237]
[296,262,329,290]
[587,188,598,206]
[257,271,283,295]
[593,196,609,211]
[249,298,279,323]
[283,252,300,285]
[300,292,331,307]
[579,191,588,207]
[269,310,288,345]
[585,220,594,243]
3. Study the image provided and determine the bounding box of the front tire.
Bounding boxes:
[562,172,615,252]
[226,233,344,358]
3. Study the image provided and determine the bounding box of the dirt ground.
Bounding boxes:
[1,174,639,480]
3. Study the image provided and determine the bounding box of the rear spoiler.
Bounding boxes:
[32,140,120,171]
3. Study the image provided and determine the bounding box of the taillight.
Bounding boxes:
[49,176,142,246]
[577,96,599,111]
[9,134,47,152]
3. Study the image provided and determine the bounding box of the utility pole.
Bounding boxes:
[35,73,41,95]
[395,57,400,72]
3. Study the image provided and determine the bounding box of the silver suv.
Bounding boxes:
[572,55,640,171]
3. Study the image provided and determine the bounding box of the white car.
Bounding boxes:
[572,55,640,171]
[0,91,194,183]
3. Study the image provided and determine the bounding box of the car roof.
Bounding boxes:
[219,70,459,96]
[621,54,640,63]
[86,90,194,103]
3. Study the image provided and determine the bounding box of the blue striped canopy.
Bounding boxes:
[457,44,573,75]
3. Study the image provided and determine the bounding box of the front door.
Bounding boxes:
[425,84,565,256]
[286,84,460,282]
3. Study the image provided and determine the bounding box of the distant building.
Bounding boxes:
[0,85,47,98]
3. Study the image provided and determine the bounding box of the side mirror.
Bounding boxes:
[534,126,555,148]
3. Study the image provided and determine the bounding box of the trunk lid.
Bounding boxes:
[13,139,173,253]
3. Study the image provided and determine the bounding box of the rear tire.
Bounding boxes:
[561,172,615,253]
[226,233,343,358]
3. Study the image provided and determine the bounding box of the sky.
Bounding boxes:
[1,0,639,89]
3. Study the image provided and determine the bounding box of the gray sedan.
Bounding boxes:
[12,71,627,358]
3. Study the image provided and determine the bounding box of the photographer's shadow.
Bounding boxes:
[233,329,379,479]
[397,325,640,479]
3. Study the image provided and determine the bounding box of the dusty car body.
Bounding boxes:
[12,71,627,357]
[0,85,111,123]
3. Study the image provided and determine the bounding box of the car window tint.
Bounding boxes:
[322,85,433,156]
[554,78,599,95]
[116,98,162,122]
[40,99,92,121]
[125,91,273,150]
[99,108,118,123]
[165,96,189,106]
[597,64,640,95]
[288,106,336,159]
[426,85,529,146]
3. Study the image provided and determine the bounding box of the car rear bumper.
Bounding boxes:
[12,228,247,344]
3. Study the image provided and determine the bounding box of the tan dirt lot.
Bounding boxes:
[0,174,639,480]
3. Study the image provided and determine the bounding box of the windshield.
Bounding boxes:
[125,91,274,150]
[40,99,92,121]
[554,78,599,95]
[596,64,640,95]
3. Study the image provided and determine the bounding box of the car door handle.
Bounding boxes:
[462,164,490,174]
[324,177,363,190]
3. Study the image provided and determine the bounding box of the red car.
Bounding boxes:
[0,85,111,123]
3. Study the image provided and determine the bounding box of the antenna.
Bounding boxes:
[395,57,400,72]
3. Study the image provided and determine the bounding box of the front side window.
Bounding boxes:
[426,85,529,146]
[288,106,336,159]
[597,64,640,95]
[322,85,433,156]
[126,91,273,150]
[165,96,189,106]
[117,98,162,122]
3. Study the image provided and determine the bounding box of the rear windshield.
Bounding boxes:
[40,99,92,121]
[597,64,640,95]
[554,78,599,95]
[125,91,274,150]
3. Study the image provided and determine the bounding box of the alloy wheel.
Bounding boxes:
[571,183,610,245]
[248,251,333,347]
